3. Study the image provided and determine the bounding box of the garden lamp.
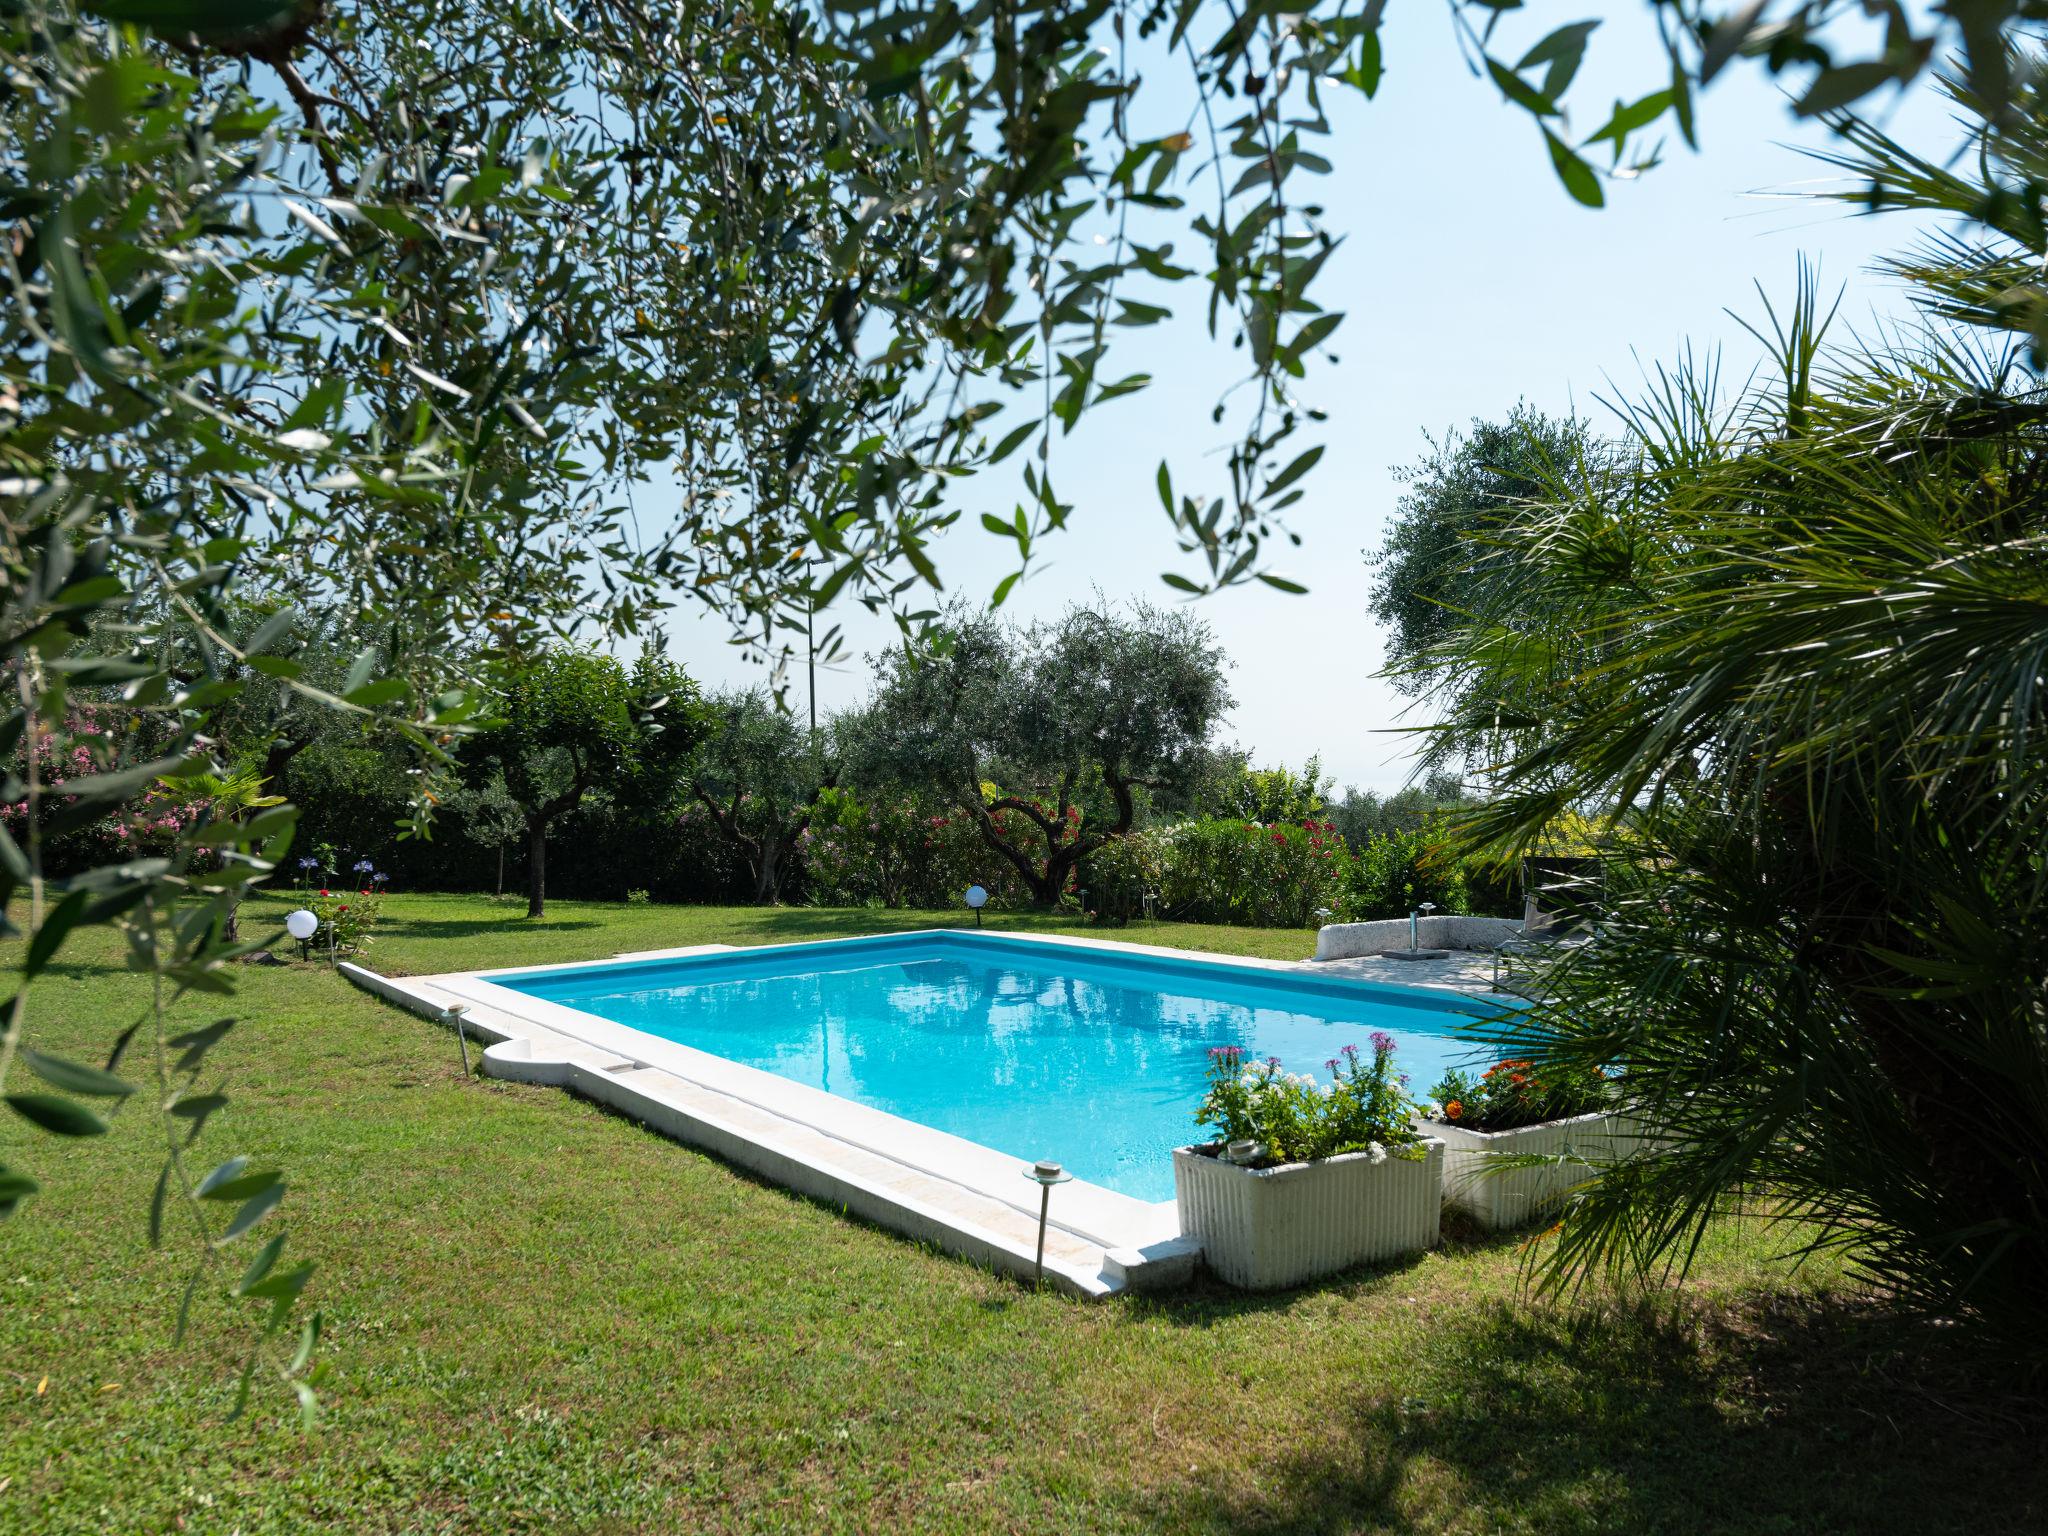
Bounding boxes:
[446,1003,472,1075]
[285,908,318,959]
[1021,1159,1073,1286]
[964,884,988,928]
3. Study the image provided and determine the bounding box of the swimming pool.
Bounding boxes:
[496,932,1504,1203]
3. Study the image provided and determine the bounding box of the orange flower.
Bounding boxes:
[1444,1100,1462,1120]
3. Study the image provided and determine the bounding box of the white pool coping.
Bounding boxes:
[344,927,1497,1295]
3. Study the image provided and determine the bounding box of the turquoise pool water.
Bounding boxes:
[498,932,1502,1202]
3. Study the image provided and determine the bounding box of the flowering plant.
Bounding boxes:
[1424,1058,1611,1133]
[307,889,382,958]
[798,789,1023,910]
[1195,1035,1423,1166]
[1153,817,1347,928]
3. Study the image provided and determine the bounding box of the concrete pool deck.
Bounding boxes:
[342,928,1501,1296]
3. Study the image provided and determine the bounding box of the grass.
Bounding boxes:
[0,891,2040,1534]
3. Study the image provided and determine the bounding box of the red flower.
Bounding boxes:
[1271,830,1285,844]
[319,889,330,897]
[337,905,349,913]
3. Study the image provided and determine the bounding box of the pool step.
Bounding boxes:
[340,963,1131,1296]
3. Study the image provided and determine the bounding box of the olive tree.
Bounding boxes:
[849,602,1231,906]
[466,648,701,918]
[684,690,835,905]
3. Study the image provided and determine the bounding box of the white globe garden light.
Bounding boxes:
[964,884,988,928]
[285,909,319,941]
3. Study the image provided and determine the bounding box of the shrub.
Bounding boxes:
[1153,817,1347,928]
[1339,822,1469,921]
[308,888,381,958]
[798,789,1025,910]
[1422,1058,1612,1133]
[1077,831,1163,924]
[1195,1037,1422,1166]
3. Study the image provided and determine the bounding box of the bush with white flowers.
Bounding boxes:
[1194,1034,1423,1167]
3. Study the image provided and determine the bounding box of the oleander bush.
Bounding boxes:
[797,789,1027,910]
[1151,818,1349,928]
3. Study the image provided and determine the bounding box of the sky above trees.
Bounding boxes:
[658,7,1960,794]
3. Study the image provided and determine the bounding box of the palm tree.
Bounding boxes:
[159,768,288,943]
[1411,65,2048,1368]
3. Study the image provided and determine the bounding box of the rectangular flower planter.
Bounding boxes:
[1418,1109,1640,1230]
[1173,1139,1444,1290]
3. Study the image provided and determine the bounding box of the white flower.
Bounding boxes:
[1366,1142,1387,1164]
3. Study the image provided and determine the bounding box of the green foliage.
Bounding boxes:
[1414,77,2048,1368]
[1076,832,1164,926]
[307,889,381,959]
[1366,411,1617,777]
[1340,821,1473,923]
[1423,1058,1613,1134]
[798,789,1025,912]
[1199,756,1333,825]
[848,601,1232,906]
[808,0,2010,604]
[465,647,702,916]
[1368,408,1599,694]
[1195,1038,1422,1166]
[1151,818,1347,929]
[684,690,832,905]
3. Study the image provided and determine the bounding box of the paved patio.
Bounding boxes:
[1305,948,1503,995]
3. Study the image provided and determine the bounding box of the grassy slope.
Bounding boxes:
[0,892,2038,1535]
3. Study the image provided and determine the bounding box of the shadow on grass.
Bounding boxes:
[376,915,604,939]
[1135,1290,2047,1535]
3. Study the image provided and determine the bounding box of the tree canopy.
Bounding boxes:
[1368,408,1600,688]
[847,601,1231,905]
[466,647,701,917]
[684,690,834,905]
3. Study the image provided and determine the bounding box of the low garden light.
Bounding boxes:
[285,908,318,958]
[446,1003,472,1075]
[963,883,988,928]
[1021,1159,1073,1286]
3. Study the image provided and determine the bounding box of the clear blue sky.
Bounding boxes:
[661,8,1960,794]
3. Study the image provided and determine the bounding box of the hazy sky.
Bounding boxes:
[658,10,1960,794]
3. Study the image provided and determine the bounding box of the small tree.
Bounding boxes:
[444,771,527,898]
[849,601,1231,906]
[684,690,834,905]
[466,647,701,917]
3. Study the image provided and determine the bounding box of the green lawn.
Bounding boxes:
[0,892,2038,1534]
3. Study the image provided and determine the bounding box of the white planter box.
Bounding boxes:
[1417,1109,1639,1230]
[1173,1139,1444,1290]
